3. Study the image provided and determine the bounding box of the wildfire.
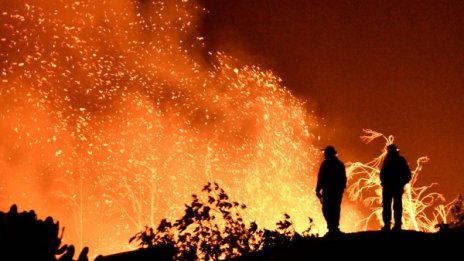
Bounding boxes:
[0,0,448,258]
[0,0,342,256]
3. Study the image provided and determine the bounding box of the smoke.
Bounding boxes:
[0,0,359,256]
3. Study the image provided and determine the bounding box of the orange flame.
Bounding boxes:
[0,0,362,257]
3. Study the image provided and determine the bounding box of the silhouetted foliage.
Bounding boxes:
[437,194,464,231]
[450,194,464,227]
[130,182,316,260]
[0,204,88,261]
[261,213,297,249]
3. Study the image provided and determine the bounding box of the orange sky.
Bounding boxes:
[200,0,464,202]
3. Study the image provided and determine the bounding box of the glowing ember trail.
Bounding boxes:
[0,0,363,256]
[346,129,449,232]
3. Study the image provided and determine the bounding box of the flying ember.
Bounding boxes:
[2,1,452,258]
[1,0,364,256]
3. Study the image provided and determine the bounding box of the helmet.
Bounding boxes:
[387,144,399,153]
[323,145,337,156]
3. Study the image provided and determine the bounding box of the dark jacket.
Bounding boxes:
[316,157,347,195]
[380,154,412,189]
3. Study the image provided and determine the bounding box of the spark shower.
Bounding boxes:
[1,0,350,255]
[2,0,449,257]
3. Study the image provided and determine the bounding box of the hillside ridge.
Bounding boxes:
[95,229,463,261]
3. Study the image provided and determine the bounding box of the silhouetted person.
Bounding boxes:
[316,145,347,236]
[380,144,412,231]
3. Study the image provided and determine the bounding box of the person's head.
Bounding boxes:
[386,144,399,156]
[323,145,337,159]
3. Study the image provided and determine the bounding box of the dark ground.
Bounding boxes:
[95,229,463,261]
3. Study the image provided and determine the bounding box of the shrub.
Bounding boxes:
[130,182,315,260]
[0,204,88,261]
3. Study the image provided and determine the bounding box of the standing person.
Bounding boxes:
[380,144,412,231]
[316,145,347,236]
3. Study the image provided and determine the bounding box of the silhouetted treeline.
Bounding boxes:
[0,204,88,261]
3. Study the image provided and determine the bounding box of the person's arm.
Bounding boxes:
[316,162,324,200]
[342,163,347,190]
[402,157,412,184]
[379,158,387,186]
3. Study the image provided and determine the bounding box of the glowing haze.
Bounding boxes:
[0,0,364,256]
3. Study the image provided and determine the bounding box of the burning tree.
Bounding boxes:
[346,129,450,232]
